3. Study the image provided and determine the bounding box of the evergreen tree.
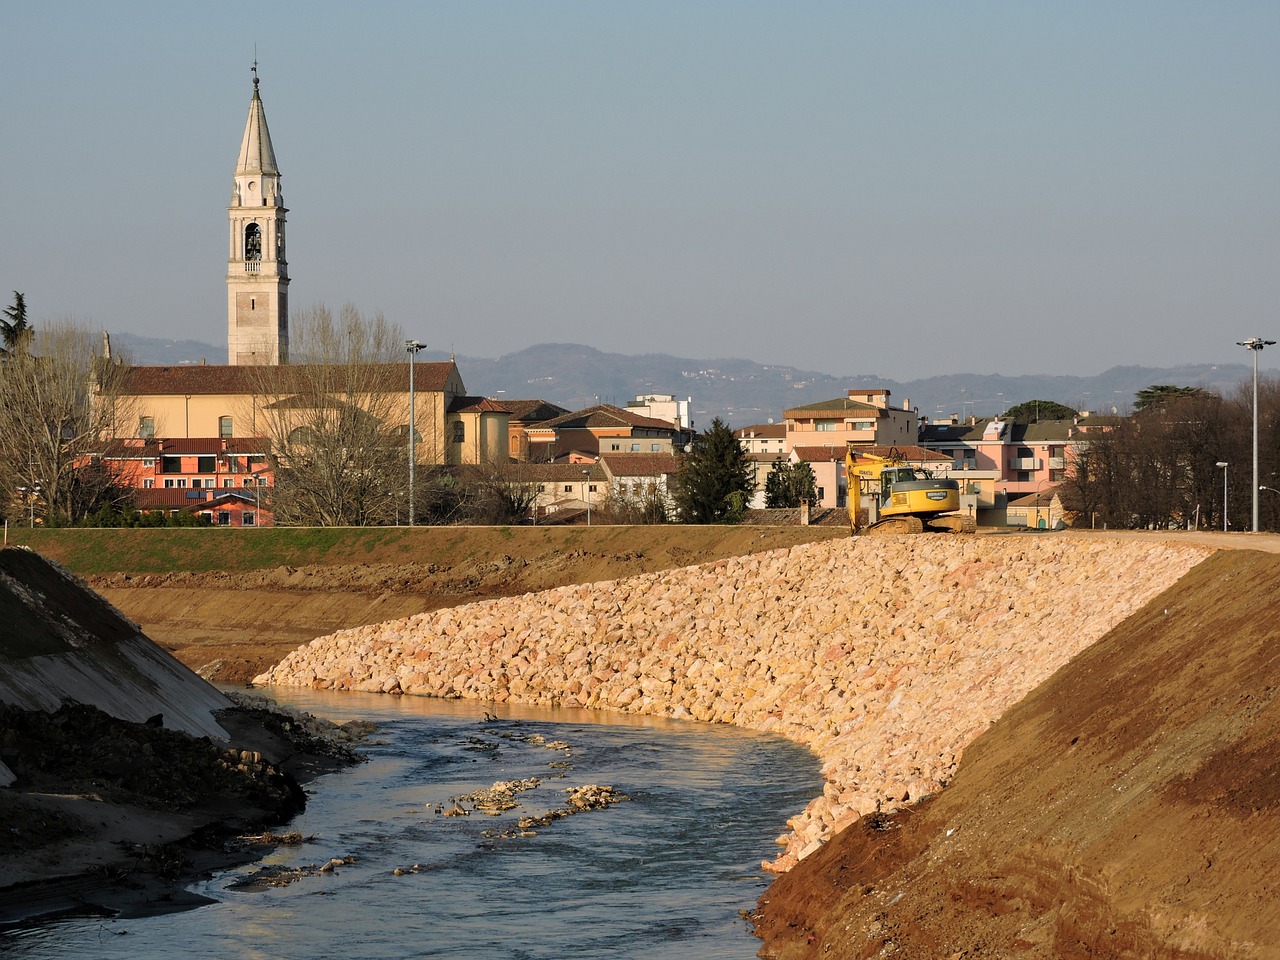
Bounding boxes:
[1000,399,1077,422]
[1133,384,1210,412]
[671,417,754,523]
[764,458,818,508]
[1,291,30,355]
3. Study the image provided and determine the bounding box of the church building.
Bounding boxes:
[98,69,508,491]
[227,66,289,365]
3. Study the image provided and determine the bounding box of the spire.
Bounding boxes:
[235,63,279,177]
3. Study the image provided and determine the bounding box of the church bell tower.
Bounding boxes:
[227,65,289,365]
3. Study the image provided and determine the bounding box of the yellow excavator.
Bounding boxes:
[845,447,976,535]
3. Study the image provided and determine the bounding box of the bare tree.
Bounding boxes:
[0,321,135,524]
[248,304,408,526]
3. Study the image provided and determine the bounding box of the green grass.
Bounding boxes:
[4,527,447,575]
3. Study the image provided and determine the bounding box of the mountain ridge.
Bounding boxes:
[112,333,1258,428]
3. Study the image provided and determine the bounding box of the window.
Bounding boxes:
[588,484,597,493]
[143,479,154,489]
[452,422,465,444]
[816,486,825,501]
[815,422,836,432]
[161,456,182,474]
[852,421,875,431]
[610,443,621,451]
[177,479,187,488]
[219,416,233,439]
[1017,471,1031,483]
[142,458,155,468]
[244,223,262,261]
[164,479,174,488]
[650,443,660,452]
[139,417,155,440]
[563,485,573,493]
[243,478,253,487]
[630,443,640,452]
[257,477,268,486]
[197,456,216,473]
[223,478,233,488]
[217,511,231,526]
[243,511,256,527]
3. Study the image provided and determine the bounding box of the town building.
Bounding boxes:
[782,388,918,450]
[93,70,508,482]
[523,404,683,461]
[626,394,692,430]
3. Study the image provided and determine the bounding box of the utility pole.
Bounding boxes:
[1237,338,1275,532]
[405,339,425,526]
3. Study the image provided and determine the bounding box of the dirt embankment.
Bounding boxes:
[74,526,847,682]
[754,547,1280,959]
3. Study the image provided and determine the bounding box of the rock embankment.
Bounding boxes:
[256,536,1209,870]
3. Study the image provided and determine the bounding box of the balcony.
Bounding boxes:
[1048,456,1066,470]
[1008,457,1043,471]
[243,261,261,274]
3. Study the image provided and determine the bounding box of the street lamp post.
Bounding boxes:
[582,469,592,526]
[16,484,41,528]
[405,339,425,526]
[1217,461,1229,531]
[1237,338,1275,533]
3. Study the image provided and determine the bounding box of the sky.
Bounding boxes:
[3,2,1277,380]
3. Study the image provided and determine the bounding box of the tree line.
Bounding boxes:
[1063,383,1279,530]
[5,291,1276,530]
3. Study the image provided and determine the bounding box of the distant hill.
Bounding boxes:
[115,333,1258,428]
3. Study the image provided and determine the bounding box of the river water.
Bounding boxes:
[3,689,819,960]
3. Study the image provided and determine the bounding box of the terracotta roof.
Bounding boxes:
[523,463,605,482]
[599,453,681,477]
[503,399,570,423]
[783,397,882,418]
[735,423,786,439]
[131,489,267,511]
[791,446,851,462]
[1008,486,1062,507]
[533,404,680,433]
[114,361,459,396]
[449,395,510,414]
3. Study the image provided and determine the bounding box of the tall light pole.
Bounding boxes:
[582,468,592,526]
[1217,461,1229,531]
[1237,338,1275,533]
[405,339,425,526]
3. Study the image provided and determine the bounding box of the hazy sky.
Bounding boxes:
[3,2,1277,379]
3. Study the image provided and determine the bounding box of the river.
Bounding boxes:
[2,688,820,959]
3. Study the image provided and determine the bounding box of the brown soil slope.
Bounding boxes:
[57,526,846,682]
[755,547,1280,959]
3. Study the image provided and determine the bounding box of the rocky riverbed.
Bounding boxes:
[255,535,1210,870]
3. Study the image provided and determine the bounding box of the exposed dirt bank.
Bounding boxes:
[69,526,847,683]
[754,547,1280,959]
